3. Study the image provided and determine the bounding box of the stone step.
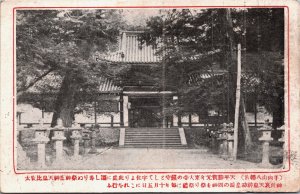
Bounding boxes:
[123,142,181,145]
[126,129,178,131]
[126,133,179,135]
[127,130,178,131]
[126,131,179,133]
[123,145,187,149]
[125,137,181,139]
[125,137,181,140]
[125,135,180,137]
[125,141,181,143]
[126,130,178,132]
[122,127,185,149]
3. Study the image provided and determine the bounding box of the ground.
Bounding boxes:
[18,147,283,170]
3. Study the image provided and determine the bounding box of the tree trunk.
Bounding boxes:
[51,71,78,127]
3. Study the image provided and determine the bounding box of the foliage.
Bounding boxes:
[17,9,125,107]
[141,8,284,125]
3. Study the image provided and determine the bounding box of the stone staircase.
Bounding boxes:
[122,128,187,148]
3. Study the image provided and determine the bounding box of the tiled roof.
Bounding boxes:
[25,73,121,94]
[98,77,122,92]
[105,31,160,63]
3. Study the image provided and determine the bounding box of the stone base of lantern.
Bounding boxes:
[72,139,82,159]
[227,140,234,161]
[88,147,98,154]
[259,141,274,168]
[32,138,49,168]
[279,140,286,169]
[82,139,90,155]
[221,140,228,159]
[52,137,66,164]
[217,138,226,158]
[17,141,31,168]
[88,130,98,154]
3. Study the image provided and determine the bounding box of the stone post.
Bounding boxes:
[258,120,274,167]
[216,127,226,157]
[220,123,228,159]
[82,129,91,155]
[227,123,234,160]
[51,119,66,163]
[89,127,98,154]
[209,129,218,154]
[277,125,286,168]
[70,123,82,158]
[31,129,49,168]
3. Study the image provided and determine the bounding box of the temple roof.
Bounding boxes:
[105,31,160,64]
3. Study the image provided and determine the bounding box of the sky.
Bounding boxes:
[121,9,160,27]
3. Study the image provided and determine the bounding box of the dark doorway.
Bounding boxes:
[129,97,162,128]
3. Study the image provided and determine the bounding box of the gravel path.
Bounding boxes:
[30,147,272,170]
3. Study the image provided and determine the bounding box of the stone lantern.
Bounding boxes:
[220,123,229,159]
[82,129,91,154]
[227,122,234,160]
[217,123,227,157]
[258,119,274,167]
[88,125,98,154]
[209,129,218,154]
[70,122,82,158]
[51,119,66,163]
[31,128,49,168]
[277,125,286,168]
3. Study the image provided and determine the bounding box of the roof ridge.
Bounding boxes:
[120,30,145,34]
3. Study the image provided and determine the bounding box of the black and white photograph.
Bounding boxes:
[15,8,286,171]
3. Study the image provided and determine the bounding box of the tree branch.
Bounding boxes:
[17,68,55,97]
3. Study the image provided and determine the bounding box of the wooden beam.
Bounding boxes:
[233,43,242,160]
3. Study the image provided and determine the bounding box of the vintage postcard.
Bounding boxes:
[0,0,300,192]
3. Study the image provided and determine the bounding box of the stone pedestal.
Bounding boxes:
[88,128,98,154]
[31,129,49,168]
[258,120,274,167]
[220,123,228,159]
[52,129,66,163]
[227,123,234,160]
[217,129,226,158]
[82,129,91,155]
[209,130,218,154]
[277,125,286,168]
[70,127,82,158]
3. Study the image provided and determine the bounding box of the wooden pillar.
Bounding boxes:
[119,93,124,127]
[111,115,114,127]
[123,96,129,127]
[94,101,97,125]
[178,114,182,127]
[188,114,192,127]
